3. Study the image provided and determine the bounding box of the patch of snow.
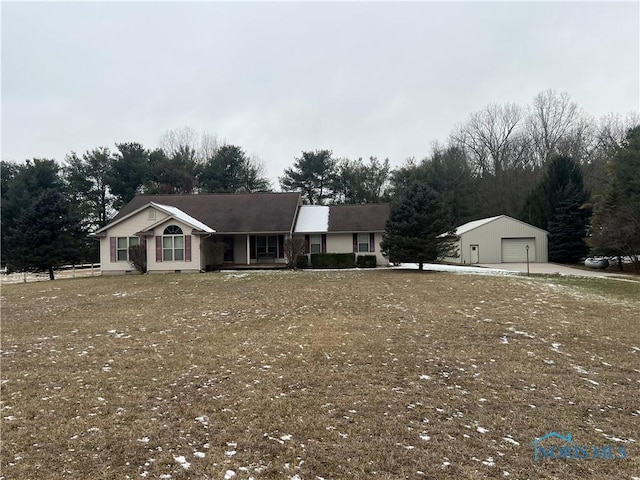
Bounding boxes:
[507,326,534,338]
[173,455,190,470]
[396,263,519,277]
[419,375,431,380]
[572,365,591,375]
[502,437,520,446]
[224,471,236,480]
[194,451,205,458]
[482,456,495,466]
[603,434,634,443]
[476,426,489,434]
[581,378,599,386]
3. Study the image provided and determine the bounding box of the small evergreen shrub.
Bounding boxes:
[356,254,377,268]
[295,255,309,269]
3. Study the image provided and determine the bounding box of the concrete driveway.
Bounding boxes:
[477,262,635,279]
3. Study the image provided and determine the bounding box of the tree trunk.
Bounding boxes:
[48,266,55,280]
[617,256,623,272]
[418,261,424,271]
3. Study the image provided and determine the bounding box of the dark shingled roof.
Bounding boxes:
[112,192,301,233]
[328,204,390,232]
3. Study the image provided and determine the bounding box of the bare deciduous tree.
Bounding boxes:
[159,126,222,164]
[451,102,527,176]
[128,245,147,274]
[525,90,583,167]
[284,237,307,268]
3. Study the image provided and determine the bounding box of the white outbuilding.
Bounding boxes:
[443,215,548,264]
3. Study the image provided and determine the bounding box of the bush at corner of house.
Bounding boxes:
[295,255,309,269]
[356,254,377,268]
[128,245,147,274]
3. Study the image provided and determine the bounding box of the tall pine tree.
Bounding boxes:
[199,144,270,193]
[381,182,456,270]
[5,190,84,280]
[520,156,590,263]
[280,150,337,205]
[547,183,590,263]
[589,126,640,272]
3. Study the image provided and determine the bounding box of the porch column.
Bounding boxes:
[246,235,251,265]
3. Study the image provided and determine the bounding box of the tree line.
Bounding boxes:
[2,90,639,277]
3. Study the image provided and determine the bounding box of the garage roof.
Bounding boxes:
[455,215,548,235]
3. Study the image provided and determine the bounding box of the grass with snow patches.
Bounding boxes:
[1,270,639,479]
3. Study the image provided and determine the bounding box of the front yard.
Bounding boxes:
[1,270,638,479]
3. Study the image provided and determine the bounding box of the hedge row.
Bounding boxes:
[310,253,355,268]
[307,253,377,269]
[356,254,377,268]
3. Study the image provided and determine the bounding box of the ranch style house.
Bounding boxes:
[92,192,390,274]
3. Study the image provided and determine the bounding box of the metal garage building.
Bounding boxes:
[443,215,548,264]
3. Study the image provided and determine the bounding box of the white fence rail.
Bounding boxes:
[0,264,101,284]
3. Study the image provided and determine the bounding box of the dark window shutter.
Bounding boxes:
[185,235,192,261]
[321,234,327,253]
[304,235,310,254]
[110,237,116,262]
[278,235,284,258]
[250,236,256,260]
[156,236,162,262]
[370,233,375,252]
[352,233,358,252]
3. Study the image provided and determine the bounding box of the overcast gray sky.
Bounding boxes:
[2,1,639,183]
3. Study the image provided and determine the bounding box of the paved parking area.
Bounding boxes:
[477,262,635,279]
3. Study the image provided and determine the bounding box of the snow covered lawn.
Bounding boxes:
[1,270,638,479]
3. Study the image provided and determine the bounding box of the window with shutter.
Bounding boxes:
[358,233,370,252]
[309,234,322,253]
[161,225,185,261]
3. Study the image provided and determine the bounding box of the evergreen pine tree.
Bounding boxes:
[519,155,590,263]
[381,182,456,270]
[548,183,590,263]
[589,126,640,272]
[6,190,84,280]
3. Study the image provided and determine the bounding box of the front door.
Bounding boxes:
[223,236,234,262]
[470,244,479,264]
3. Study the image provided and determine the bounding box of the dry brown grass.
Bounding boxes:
[1,270,639,479]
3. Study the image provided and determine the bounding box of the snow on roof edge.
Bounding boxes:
[151,202,215,233]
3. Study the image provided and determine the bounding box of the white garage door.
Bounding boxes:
[501,238,536,263]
